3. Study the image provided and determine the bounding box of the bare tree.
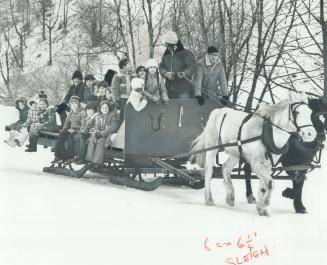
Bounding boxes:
[44,0,61,65]
[141,0,168,58]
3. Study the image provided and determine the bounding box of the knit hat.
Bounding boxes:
[145,59,158,69]
[85,74,95,81]
[131,78,144,91]
[69,95,80,104]
[207,46,219,54]
[39,90,47,99]
[163,31,178,45]
[85,101,98,111]
[72,70,83,80]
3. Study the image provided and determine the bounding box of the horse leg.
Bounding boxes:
[205,150,216,206]
[244,162,256,204]
[252,163,273,217]
[223,155,239,207]
[293,175,307,214]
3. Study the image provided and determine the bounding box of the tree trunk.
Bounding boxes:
[49,28,52,65]
[126,0,136,68]
[321,0,327,97]
[197,0,209,48]
[246,0,263,110]
[42,2,46,40]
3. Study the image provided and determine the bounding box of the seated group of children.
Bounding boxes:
[5,91,57,152]
[53,96,119,165]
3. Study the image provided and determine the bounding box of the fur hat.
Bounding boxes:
[145,59,158,69]
[72,70,83,80]
[131,78,144,90]
[69,95,80,104]
[85,74,95,81]
[85,101,98,111]
[207,46,219,54]
[163,31,178,45]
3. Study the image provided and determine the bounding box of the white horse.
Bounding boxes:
[191,93,316,216]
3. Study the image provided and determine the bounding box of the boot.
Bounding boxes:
[25,136,37,152]
[293,180,307,214]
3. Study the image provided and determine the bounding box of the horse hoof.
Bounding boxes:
[226,194,235,207]
[205,200,215,206]
[294,202,308,214]
[258,209,270,217]
[247,194,256,204]
[256,203,270,217]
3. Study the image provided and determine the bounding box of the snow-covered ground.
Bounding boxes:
[0,105,327,265]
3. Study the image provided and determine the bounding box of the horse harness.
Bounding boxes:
[229,101,313,166]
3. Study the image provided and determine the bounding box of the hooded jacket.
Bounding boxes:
[193,54,228,98]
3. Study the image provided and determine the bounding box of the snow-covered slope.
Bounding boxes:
[0,105,326,265]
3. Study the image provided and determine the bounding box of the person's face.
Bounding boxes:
[71,101,79,110]
[165,43,175,52]
[148,66,157,75]
[73,78,81,85]
[18,101,25,110]
[137,68,146,79]
[86,80,93,87]
[39,101,47,110]
[208,53,219,63]
[98,86,106,94]
[101,104,109,114]
[31,102,38,109]
[125,62,133,74]
[86,108,95,117]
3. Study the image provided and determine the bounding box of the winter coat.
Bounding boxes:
[193,55,228,98]
[83,85,95,103]
[62,108,87,131]
[39,108,57,131]
[23,108,43,126]
[159,44,197,98]
[81,112,99,133]
[64,83,86,104]
[144,73,168,100]
[94,111,120,138]
[85,111,120,165]
[111,70,133,103]
[10,98,29,130]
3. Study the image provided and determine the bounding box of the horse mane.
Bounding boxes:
[255,100,290,118]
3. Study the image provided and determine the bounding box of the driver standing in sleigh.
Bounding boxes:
[159,31,197,101]
[193,46,230,106]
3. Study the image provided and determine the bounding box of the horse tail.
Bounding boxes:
[190,109,222,168]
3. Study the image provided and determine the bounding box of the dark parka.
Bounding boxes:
[64,83,88,104]
[159,41,197,98]
[10,98,29,130]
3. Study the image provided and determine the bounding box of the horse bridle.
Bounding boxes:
[289,101,314,133]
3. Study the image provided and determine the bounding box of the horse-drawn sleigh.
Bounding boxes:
[25,91,325,217]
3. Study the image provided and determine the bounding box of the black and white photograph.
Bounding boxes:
[0,0,326,264]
